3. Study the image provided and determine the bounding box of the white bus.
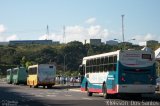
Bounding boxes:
[80,49,156,98]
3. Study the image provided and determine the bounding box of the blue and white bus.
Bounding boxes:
[80,49,156,98]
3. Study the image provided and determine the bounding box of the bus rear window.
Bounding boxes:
[13,69,18,74]
[7,71,10,75]
[142,54,151,59]
[28,67,37,75]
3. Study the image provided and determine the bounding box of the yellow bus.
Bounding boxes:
[27,64,56,88]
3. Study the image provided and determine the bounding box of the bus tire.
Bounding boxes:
[87,88,92,96]
[34,85,38,88]
[47,85,52,89]
[85,82,88,91]
[103,84,108,99]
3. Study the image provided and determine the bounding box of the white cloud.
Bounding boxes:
[0,34,19,41]
[39,33,63,43]
[0,24,6,33]
[38,34,48,40]
[88,25,101,36]
[85,17,96,24]
[6,34,19,41]
[66,25,86,35]
[39,24,111,43]
[0,24,20,41]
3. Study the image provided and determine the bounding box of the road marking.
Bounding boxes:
[34,94,44,97]
[46,95,56,97]
[65,94,72,96]
[69,89,81,92]
[82,97,93,100]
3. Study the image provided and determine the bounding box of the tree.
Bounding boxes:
[25,61,34,69]
[21,56,26,67]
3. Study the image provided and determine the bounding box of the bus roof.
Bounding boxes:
[28,64,55,68]
[83,49,154,60]
[83,50,120,60]
[7,69,12,71]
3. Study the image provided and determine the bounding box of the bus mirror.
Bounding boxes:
[79,65,84,75]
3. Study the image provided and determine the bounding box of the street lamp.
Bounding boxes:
[63,54,67,85]
[63,53,71,84]
[113,39,121,42]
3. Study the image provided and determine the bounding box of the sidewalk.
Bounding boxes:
[54,83,81,92]
[54,83,80,90]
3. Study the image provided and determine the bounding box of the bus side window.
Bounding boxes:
[89,66,92,73]
[86,60,90,73]
[93,65,96,73]
[114,56,117,63]
[113,64,117,71]
[104,57,108,64]
[100,64,103,72]
[104,65,108,72]
[109,56,113,63]
[109,64,115,71]
[90,59,93,73]
[86,66,89,73]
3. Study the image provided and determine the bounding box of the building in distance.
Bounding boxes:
[106,40,118,45]
[90,39,101,46]
[0,42,9,45]
[9,40,60,45]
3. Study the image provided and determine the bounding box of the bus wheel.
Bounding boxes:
[85,82,88,91]
[87,88,92,96]
[103,84,108,99]
[47,85,52,89]
[34,85,38,88]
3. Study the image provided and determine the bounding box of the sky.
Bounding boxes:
[0,0,160,45]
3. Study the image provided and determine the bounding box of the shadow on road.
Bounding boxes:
[0,85,47,106]
[0,84,80,106]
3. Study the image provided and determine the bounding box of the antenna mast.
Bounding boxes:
[46,25,49,40]
[122,15,125,42]
[63,26,66,44]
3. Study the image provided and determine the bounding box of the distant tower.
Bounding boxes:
[63,26,66,44]
[122,15,125,42]
[46,25,49,40]
[84,40,87,44]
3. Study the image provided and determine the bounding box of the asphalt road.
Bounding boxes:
[0,81,160,106]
